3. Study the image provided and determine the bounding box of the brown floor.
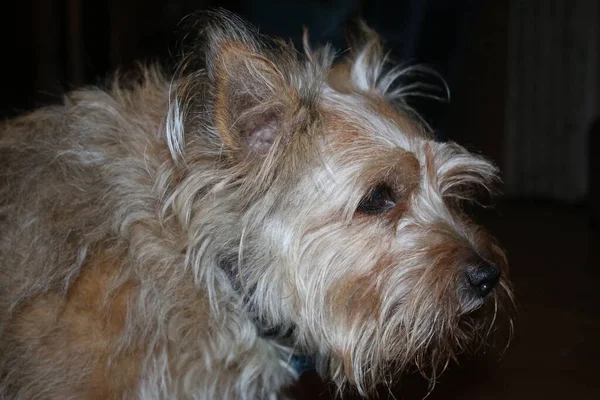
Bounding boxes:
[290,201,600,399]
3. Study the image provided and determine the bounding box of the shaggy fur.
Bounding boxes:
[0,11,513,399]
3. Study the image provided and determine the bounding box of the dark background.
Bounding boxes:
[1,1,599,399]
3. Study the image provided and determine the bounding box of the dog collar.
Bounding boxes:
[218,257,315,374]
[257,322,315,375]
[289,353,315,375]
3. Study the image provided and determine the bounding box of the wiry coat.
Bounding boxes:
[0,12,513,399]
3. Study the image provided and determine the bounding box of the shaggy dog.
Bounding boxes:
[0,11,513,399]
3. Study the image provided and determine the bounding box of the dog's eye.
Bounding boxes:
[357,184,397,214]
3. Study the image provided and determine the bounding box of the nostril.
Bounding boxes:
[466,262,501,297]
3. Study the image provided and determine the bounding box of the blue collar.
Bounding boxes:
[289,353,315,375]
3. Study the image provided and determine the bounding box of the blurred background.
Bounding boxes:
[0,1,598,399]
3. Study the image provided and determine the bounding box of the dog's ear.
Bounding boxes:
[210,42,286,159]
[343,20,448,105]
[198,13,291,160]
[344,20,386,94]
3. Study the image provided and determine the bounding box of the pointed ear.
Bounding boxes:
[344,20,386,93]
[210,37,288,159]
[343,20,449,104]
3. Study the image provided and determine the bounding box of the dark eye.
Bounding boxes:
[357,184,397,214]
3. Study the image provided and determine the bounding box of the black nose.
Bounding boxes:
[466,262,501,297]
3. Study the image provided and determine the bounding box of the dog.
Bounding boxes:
[0,11,513,399]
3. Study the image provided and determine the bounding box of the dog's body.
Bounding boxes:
[0,12,512,399]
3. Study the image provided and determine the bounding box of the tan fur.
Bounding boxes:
[0,11,513,399]
[6,249,142,399]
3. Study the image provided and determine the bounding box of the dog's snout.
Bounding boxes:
[466,262,501,298]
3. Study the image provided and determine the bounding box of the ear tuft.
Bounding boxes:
[342,20,450,106]
[345,20,386,93]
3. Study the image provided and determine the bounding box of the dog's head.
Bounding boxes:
[169,11,514,394]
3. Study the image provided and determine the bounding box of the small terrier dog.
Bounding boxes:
[0,11,513,399]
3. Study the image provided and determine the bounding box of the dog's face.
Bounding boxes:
[175,15,513,394]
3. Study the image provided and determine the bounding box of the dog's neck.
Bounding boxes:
[217,255,315,375]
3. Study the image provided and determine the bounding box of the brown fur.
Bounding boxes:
[4,246,142,399]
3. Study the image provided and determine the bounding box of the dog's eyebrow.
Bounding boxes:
[389,149,421,188]
[353,147,421,195]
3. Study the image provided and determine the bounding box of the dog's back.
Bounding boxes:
[0,58,297,398]
[0,69,175,398]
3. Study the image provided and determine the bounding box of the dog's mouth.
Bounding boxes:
[459,278,510,319]
[458,284,495,315]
